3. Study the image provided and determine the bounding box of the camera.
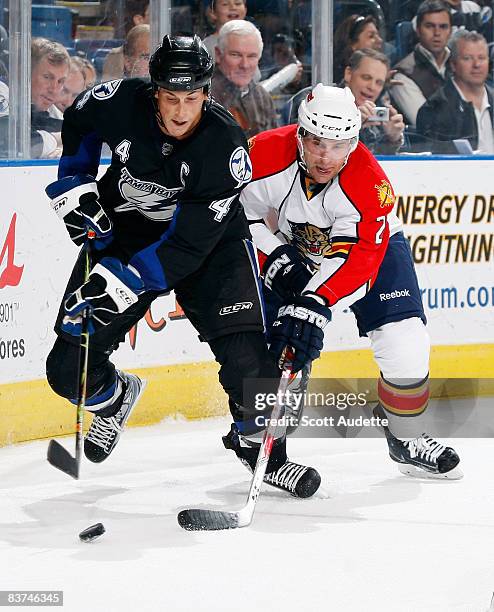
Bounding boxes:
[368,107,390,122]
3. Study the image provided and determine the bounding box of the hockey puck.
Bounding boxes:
[79,523,105,542]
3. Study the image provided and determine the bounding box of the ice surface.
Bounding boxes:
[0,415,493,612]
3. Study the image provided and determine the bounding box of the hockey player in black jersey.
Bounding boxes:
[45,35,320,498]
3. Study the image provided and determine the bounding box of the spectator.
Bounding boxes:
[344,49,405,154]
[103,0,150,81]
[203,0,247,59]
[31,38,70,156]
[123,24,150,78]
[334,14,384,83]
[77,56,97,89]
[416,30,493,153]
[262,33,305,94]
[211,19,278,138]
[54,57,89,116]
[0,38,70,158]
[391,0,453,126]
[444,0,483,31]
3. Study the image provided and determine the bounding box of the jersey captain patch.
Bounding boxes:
[229,146,252,187]
[116,164,189,221]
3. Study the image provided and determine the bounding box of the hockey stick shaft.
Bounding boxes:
[240,360,294,517]
[178,348,294,530]
[73,235,93,475]
[47,232,94,479]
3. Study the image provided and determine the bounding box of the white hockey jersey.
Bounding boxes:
[240,124,402,308]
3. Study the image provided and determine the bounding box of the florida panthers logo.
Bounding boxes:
[116,163,189,221]
[288,221,332,259]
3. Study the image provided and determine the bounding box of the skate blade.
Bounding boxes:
[398,464,464,480]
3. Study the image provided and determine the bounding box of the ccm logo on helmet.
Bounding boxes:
[169,76,192,83]
[278,305,329,329]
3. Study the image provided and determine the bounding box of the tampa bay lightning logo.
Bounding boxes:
[116,164,189,221]
[229,147,252,187]
[92,79,122,101]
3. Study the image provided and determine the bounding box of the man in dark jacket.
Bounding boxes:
[390,0,453,126]
[416,29,494,154]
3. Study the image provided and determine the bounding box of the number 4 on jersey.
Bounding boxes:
[116,139,131,163]
[209,195,236,222]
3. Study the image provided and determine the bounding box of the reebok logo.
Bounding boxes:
[379,289,410,301]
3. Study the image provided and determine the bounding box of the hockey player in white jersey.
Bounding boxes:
[240,83,462,479]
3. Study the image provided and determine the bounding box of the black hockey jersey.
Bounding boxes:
[55,78,253,291]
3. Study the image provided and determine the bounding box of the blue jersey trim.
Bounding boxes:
[58,132,103,179]
[128,204,182,292]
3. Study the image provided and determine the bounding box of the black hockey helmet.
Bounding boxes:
[149,34,214,92]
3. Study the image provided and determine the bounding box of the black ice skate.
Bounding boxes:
[373,405,462,479]
[84,372,146,463]
[223,424,321,498]
[263,460,321,498]
[387,433,462,479]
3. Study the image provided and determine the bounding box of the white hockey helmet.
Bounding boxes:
[298,84,361,141]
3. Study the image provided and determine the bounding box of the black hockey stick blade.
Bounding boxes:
[177,508,240,531]
[47,439,79,479]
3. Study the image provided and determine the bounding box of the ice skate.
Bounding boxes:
[223,424,321,498]
[84,372,146,463]
[373,403,462,479]
[387,433,463,480]
[263,459,321,497]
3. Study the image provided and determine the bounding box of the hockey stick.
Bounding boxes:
[47,231,94,479]
[178,348,295,531]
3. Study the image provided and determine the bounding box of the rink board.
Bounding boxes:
[0,159,493,445]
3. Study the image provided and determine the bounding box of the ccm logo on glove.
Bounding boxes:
[116,286,137,306]
[277,304,329,329]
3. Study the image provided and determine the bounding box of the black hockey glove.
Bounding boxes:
[263,244,314,299]
[269,295,331,372]
[62,257,145,336]
[46,175,113,250]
